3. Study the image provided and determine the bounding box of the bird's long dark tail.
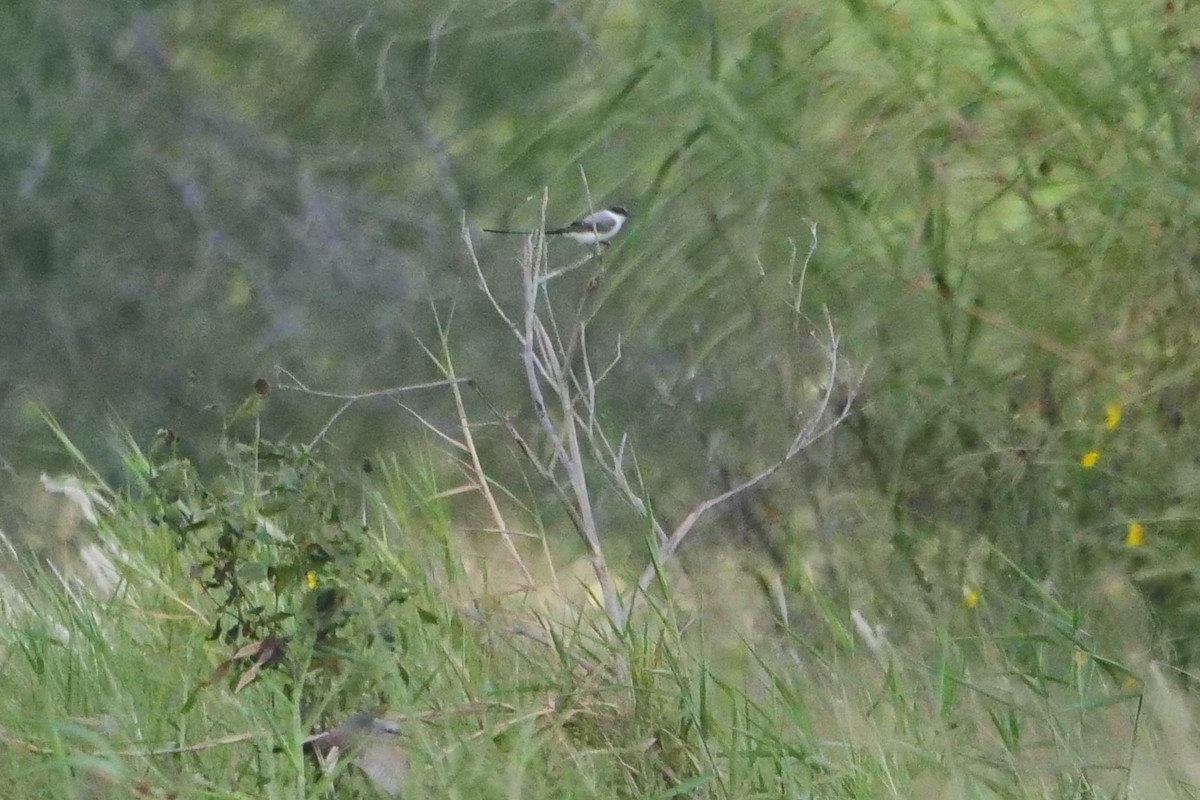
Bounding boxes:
[482,227,534,235]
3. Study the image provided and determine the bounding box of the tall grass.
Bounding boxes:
[6,0,1200,797]
[1,429,1195,798]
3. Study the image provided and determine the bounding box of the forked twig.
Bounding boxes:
[275,366,468,449]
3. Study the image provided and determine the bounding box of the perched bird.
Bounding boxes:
[483,206,630,246]
[305,710,409,798]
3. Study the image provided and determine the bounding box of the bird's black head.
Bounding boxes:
[610,206,630,218]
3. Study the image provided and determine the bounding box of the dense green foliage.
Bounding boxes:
[5,0,1200,795]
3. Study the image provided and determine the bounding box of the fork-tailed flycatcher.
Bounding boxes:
[483,206,630,245]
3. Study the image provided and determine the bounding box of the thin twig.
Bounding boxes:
[274,366,468,449]
[790,219,818,315]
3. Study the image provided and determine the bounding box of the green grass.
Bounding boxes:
[6,0,1200,797]
[0,446,1187,799]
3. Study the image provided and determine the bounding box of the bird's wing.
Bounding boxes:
[556,211,616,235]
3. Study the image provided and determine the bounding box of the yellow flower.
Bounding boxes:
[963,586,981,609]
[306,571,319,589]
[1125,522,1145,548]
[1105,403,1122,431]
[1080,451,1100,468]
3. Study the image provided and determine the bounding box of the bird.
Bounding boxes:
[305,710,409,798]
[483,206,630,246]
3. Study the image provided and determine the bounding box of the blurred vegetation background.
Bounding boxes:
[4,0,1200,661]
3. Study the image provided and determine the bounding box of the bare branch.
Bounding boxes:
[620,318,860,624]
[469,192,856,645]
[790,219,819,314]
[275,366,468,449]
